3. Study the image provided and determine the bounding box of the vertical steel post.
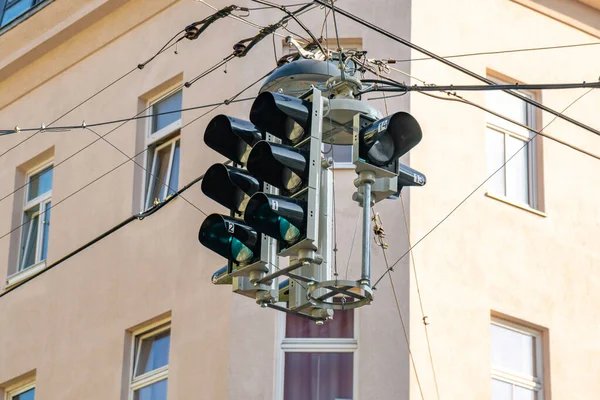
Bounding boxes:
[360,180,372,285]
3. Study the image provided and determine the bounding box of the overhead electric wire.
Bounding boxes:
[364,64,600,162]
[0,28,189,156]
[0,159,214,300]
[372,87,595,289]
[392,41,600,63]
[314,0,600,138]
[381,243,426,400]
[196,0,316,41]
[86,126,207,216]
[359,79,600,94]
[0,68,277,298]
[399,194,441,400]
[418,91,600,162]
[250,0,326,56]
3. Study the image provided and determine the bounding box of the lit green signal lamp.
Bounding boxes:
[244,193,307,249]
[198,214,260,265]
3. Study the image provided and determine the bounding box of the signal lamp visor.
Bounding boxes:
[250,92,311,145]
[204,115,262,165]
[247,141,309,196]
[360,112,422,167]
[201,164,260,215]
[198,214,259,265]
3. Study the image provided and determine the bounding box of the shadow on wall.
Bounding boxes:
[512,0,600,36]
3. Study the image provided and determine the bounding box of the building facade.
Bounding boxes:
[0,0,598,399]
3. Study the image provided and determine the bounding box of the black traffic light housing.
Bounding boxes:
[243,90,324,256]
[198,214,261,266]
[201,164,260,216]
[353,112,423,178]
[204,115,262,166]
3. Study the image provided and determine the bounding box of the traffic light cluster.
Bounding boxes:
[198,84,426,317]
[199,90,324,295]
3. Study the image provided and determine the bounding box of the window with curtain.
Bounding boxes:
[485,76,538,208]
[281,307,356,400]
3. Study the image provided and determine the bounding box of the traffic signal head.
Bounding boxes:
[201,164,260,215]
[250,92,311,145]
[199,214,260,266]
[357,112,422,173]
[246,141,309,196]
[204,115,262,165]
[244,193,307,250]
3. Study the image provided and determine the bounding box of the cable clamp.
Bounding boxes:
[82,121,87,129]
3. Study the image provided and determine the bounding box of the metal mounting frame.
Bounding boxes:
[307,279,373,310]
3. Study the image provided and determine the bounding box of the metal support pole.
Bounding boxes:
[361,181,372,285]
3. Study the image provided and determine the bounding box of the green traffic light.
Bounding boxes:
[254,201,301,245]
[229,236,254,263]
[279,217,301,243]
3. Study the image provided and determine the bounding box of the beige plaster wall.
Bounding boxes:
[0,0,416,399]
[408,0,600,399]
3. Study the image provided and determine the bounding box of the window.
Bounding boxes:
[0,0,44,28]
[491,318,544,400]
[19,163,52,271]
[6,382,35,400]
[144,90,182,210]
[130,322,171,400]
[322,143,353,165]
[485,76,538,208]
[280,38,362,167]
[278,307,356,400]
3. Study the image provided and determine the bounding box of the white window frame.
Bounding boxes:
[142,88,182,211]
[18,160,53,272]
[486,77,538,209]
[491,318,544,400]
[143,136,180,210]
[275,306,359,400]
[5,381,35,400]
[129,319,171,400]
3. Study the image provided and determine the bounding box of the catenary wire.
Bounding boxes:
[372,67,438,399]
[367,64,600,162]
[86,126,207,216]
[196,0,316,40]
[0,30,187,158]
[250,0,326,56]
[0,53,258,209]
[323,5,339,281]
[399,193,441,400]
[343,208,361,280]
[392,41,600,63]
[382,244,426,400]
[0,70,279,297]
[0,95,257,244]
[314,0,600,138]
[372,87,595,289]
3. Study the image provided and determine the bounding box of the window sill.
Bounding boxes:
[5,260,47,290]
[331,162,355,170]
[485,193,546,217]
